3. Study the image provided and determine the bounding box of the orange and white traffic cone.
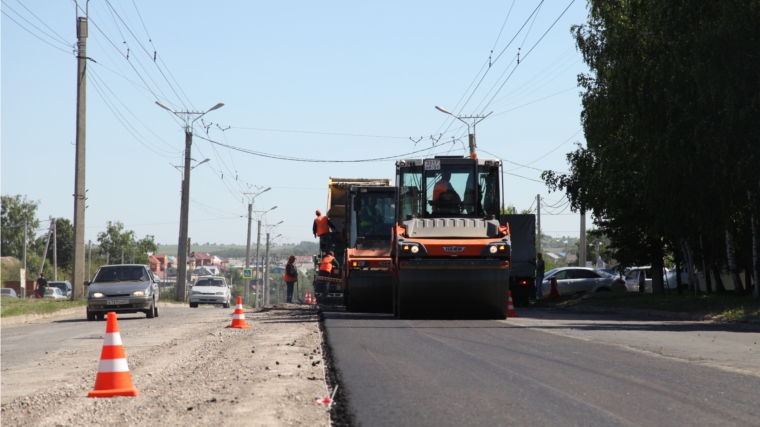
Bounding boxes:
[304,291,312,305]
[227,296,251,329]
[88,312,139,398]
[548,277,560,298]
[507,291,519,318]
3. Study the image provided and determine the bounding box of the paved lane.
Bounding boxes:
[324,310,760,427]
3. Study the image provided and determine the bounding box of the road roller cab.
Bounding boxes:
[392,156,512,319]
[343,186,397,313]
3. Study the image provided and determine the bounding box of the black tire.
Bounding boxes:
[189,302,198,308]
[97,314,105,321]
[154,302,159,317]
[223,302,230,309]
[596,287,611,292]
[86,308,95,321]
[146,301,155,318]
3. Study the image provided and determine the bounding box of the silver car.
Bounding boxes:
[86,264,160,321]
[189,276,231,308]
[542,267,627,295]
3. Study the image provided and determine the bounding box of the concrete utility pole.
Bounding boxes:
[579,210,586,267]
[121,249,124,265]
[155,101,224,302]
[53,219,57,281]
[434,106,492,158]
[22,219,27,298]
[264,232,271,306]
[38,218,54,278]
[245,203,252,305]
[72,15,88,300]
[87,240,92,282]
[536,194,541,254]
[255,220,261,307]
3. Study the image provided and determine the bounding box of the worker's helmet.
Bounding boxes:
[316,209,322,216]
[328,251,334,256]
[289,255,296,261]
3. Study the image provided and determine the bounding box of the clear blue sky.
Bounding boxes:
[2,0,591,250]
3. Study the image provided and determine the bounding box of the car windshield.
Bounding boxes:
[195,278,226,287]
[1,289,11,294]
[353,191,396,239]
[94,266,149,282]
[595,269,615,278]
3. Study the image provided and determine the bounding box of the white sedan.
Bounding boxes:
[43,288,67,299]
[189,276,231,308]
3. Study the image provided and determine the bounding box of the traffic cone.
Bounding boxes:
[507,291,519,318]
[548,277,560,298]
[304,291,312,305]
[88,312,139,398]
[227,296,251,329]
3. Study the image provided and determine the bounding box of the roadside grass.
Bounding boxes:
[537,292,760,321]
[0,297,87,318]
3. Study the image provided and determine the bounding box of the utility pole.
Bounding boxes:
[87,240,92,281]
[53,219,58,281]
[579,210,586,267]
[434,106,492,158]
[38,218,54,278]
[156,101,224,302]
[255,220,261,307]
[71,15,88,300]
[264,232,271,306]
[244,203,252,305]
[536,194,541,255]
[106,252,109,265]
[121,249,124,265]
[22,219,27,298]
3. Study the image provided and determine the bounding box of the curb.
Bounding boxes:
[0,301,180,328]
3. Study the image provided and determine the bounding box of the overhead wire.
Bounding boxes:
[1,10,72,54]
[3,0,71,46]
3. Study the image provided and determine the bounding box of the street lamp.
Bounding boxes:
[261,220,284,306]
[191,158,211,169]
[434,105,492,159]
[244,188,274,305]
[157,101,225,302]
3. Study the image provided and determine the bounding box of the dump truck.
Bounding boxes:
[392,156,512,319]
[500,214,536,307]
[343,185,397,313]
[313,177,393,306]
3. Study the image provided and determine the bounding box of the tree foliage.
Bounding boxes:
[544,0,760,294]
[97,221,157,265]
[1,195,40,258]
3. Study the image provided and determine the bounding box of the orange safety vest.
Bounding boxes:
[319,255,335,273]
[432,180,450,209]
[284,262,297,282]
[315,215,330,236]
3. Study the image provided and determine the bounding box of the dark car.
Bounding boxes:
[86,264,160,321]
[48,281,72,298]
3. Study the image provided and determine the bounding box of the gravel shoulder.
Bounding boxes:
[1,304,332,427]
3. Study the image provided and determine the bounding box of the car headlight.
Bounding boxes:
[91,292,104,298]
[132,290,146,297]
[410,246,419,254]
[489,246,498,254]
[191,291,200,296]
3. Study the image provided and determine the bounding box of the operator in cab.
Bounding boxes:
[432,171,461,213]
[359,195,384,230]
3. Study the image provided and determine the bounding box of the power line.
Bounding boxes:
[5,0,71,46]
[504,172,544,183]
[1,10,72,54]
[228,126,409,140]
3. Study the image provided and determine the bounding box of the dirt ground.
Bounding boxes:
[1,304,333,427]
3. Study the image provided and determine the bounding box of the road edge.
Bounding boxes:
[0,302,182,328]
[318,308,356,427]
[549,304,760,329]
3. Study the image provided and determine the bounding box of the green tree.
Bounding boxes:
[1,195,40,258]
[97,221,157,265]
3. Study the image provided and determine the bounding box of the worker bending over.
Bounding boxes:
[315,250,339,296]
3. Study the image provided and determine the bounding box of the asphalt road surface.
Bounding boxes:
[324,309,760,427]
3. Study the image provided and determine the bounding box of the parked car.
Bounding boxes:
[541,267,627,295]
[43,288,67,299]
[86,264,160,321]
[1,288,19,299]
[189,276,231,308]
[48,281,72,298]
[624,266,669,293]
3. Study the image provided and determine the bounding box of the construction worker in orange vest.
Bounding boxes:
[313,210,337,252]
[315,250,339,296]
[284,255,298,303]
[432,170,460,212]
